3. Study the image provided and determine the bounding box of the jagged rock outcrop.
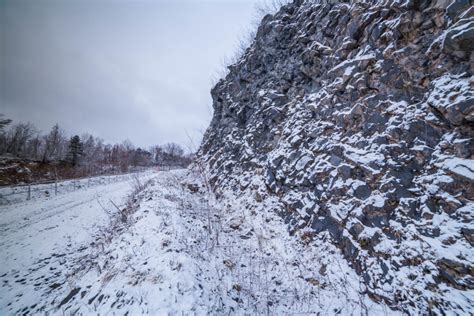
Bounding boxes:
[198,0,473,313]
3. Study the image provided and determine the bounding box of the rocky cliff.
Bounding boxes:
[198,0,473,313]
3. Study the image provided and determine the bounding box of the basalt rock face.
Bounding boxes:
[199,0,473,313]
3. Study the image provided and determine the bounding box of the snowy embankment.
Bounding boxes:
[1,169,394,314]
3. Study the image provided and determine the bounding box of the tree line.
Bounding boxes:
[0,116,192,175]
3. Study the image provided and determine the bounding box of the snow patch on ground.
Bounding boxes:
[0,170,396,315]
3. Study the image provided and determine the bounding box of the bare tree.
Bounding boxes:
[6,122,36,157]
[254,0,291,18]
[0,115,12,133]
[42,124,65,162]
[81,134,95,161]
[0,115,12,154]
[26,133,42,160]
[163,142,184,157]
[0,117,192,184]
[155,143,192,167]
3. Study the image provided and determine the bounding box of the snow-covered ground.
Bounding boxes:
[0,169,394,315]
[0,171,156,314]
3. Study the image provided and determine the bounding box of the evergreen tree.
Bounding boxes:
[67,135,83,166]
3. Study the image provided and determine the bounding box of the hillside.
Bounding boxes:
[198,0,474,313]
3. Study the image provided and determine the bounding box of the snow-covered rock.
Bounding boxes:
[198,0,474,314]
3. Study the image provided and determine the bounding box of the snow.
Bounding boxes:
[343,65,356,77]
[0,171,155,314]
[0,172,152,205]
[427,74,473,108]
[295,154,314,171]
[0,169,397,315]
[329,52,376,74]
[366,193,386,208]
[0,172,155,271]
[343,143,385,172]
[435,156,474,181]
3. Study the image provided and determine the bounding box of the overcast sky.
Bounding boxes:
[0,0,263,150]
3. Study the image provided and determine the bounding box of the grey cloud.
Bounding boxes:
[0,0,261,149]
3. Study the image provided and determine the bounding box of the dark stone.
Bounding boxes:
[366,112,387,125]
[447,0,472,20]
[354,184,371,200]
[340,236,359,261]
[454,138,473,158]
[444,20,474,52]
[437,258,473,290]
[389,168,414,187]
[418,227,441,238]
[461,228,474,246]
[311,213,342,239]
[370,231,382,247]
[329,154,342,166]
[338,164,352,179]
[349,222,364,238]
